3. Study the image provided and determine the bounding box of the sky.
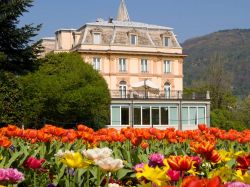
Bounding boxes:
[20,0,250,42]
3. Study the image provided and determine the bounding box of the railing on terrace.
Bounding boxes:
[110,90,210,100]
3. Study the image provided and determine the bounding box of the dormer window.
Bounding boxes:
[163,37,170,47]
[93,33,101,44]
[130,34,137,45]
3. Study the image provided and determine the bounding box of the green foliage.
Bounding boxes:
[0,0,42,74]
[21,53,110,129]
[0,71,24,124]
[184,53,249,130]
[236,97,250,129]
[211,109,246,131]
[183,29,250,98]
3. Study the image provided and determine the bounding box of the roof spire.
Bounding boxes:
[116,0,130,22]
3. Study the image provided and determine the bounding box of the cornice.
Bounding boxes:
[77,49,187,58]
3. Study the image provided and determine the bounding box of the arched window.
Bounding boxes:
[119,81,127,98]
[164,83,171,99]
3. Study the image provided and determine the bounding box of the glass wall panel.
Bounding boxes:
[170,107,178,125]
[134,107,141,125]
[112,106,120,125]
[182,107,188,125]
[121,107,129,125]
[152,107,159,125]
[161,107,169,125]
[142,107,150,125]
[198,107,206,124]
[190,107,197,125]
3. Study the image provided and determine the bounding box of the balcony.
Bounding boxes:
[110,90,210,100]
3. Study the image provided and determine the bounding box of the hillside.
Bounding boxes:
[182,29,250,97]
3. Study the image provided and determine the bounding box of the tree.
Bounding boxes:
[21,53,111,129]
[0,0,41,74]
[0,71,24,125]
[205,54,236,110]
[184,54,242,130]
[210,109,245,131]
[236,96,250,129]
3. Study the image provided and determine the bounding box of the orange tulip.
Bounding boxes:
[140,141,149,149]
[167,156,193,171]
[156,132,165,140]
[198,124,207,131]
[205,150,221,163]
[190,141,215,155]
[26,129,37,139]
[131,137,142,146]
[0,136,12,148]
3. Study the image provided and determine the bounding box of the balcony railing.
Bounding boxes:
[110,90,210,100]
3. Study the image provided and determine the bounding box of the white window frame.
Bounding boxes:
[141,59,148,73]
[119,82,127,98]
[110,105,130,126]
[182,106,207,126]
[92,57,101,71]
[119,58,127,72]
[93,33,101,44]
[164,60,171,73]
[130,34,137,45]
[164,83,171,99]
[163,37,170,47]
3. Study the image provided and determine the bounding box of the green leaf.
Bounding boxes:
[5,150,23,168]
[116,168,133,180]
[226,159,236,168]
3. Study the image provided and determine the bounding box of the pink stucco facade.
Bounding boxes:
[41,0,211,129]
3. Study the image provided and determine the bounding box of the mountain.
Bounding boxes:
[182,29,250,98]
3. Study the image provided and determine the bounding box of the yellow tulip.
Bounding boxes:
[208,166,234,183]
[235,170,250,184]
[218,150,232,162]
[136,164,169,187]
[60,152,93,168]
[219,150,247,163]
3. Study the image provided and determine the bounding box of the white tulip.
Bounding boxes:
[82,147,112,162]
[95,157,124,172]
[108,183,120,187]
[54,150,75,157]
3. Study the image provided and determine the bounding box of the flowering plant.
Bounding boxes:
[0,168,24,184]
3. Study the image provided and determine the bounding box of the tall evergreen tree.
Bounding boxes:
[0,0,41,74]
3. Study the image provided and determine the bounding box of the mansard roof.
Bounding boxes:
[85,20,173,31]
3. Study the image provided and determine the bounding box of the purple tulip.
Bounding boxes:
[0,168,24,184]
[133,163,145,172]
[148,153,164,167]
[226,182,250,187]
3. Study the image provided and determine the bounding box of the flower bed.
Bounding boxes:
[0,124,249,186]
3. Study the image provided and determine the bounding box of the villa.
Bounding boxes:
[42,0,210,130]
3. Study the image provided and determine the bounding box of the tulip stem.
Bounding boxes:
[66,170,70,187]
[105,172,110,187]
[86,169,89,187]
[96,167,101,187]
[177,171,183,187]
[34,171,37,187]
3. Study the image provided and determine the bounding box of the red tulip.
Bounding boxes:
[236,153,250,173]
[24,156,45,170]
[167,169,181,181]
[182,176,224,187]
